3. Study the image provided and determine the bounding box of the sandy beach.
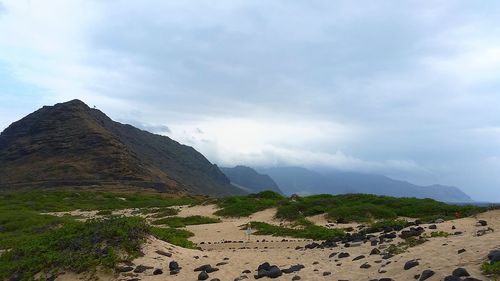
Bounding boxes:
[50,205,499,281]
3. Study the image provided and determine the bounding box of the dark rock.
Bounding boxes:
[169,261,180,271]
[370,248,381,255]
[444,276,461,281]
[116,266,134,273]
[198,271,209,280]
[452,225,456,230]
[452,267,470,277]
[488,249,500,264]
[338,252,350,258]
[216,262,228,266]
[194,264,218,273]
[322,272,331,276]
[292,275,301,280]
[281,264,304,274]
[404,260,419,270]
[360,262,371,269]
[211,279,221,281]
[379,278,395,281]
[353,255,365,261]
[153,269,163,275]
[418,270,434,281]
[258,262,271,271]
[169,269,180,275]
[312,261,319,265]
[133,265,153,273]
[478,220,487,226]
[329,252,338,258]
[267,266,282,278]
[457,249,466,254]
[428,224,437,230]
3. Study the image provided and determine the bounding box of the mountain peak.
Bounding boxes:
[0,100,245,196]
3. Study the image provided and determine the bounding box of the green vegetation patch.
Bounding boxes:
[215,191,285,217]
[0,190,198,213]
[482,261,500,277]
[150,227,195,248]
[96,209,113,216]
[276,193,484,223]
[0,216,149,281]
[385,237,428,256]
[249,221,345,240]
[152,215,220,227]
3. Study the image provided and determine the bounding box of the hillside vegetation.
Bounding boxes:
[216,191,484,223]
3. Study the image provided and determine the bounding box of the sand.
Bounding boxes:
[52,206,499,281]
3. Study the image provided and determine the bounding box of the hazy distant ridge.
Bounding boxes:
[257,166,473,203]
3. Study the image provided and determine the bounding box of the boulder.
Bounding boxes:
[404,260,419,270]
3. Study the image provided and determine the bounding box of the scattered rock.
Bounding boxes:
[360,262,371,269]
[418,269,435,281]
[353,255,365,261]
[428,225,437,230]
[198,271,209,280]
[444,276,461,281]
[488,249,500,264]
[370,248,381,255]
[116,266,134,273]
[338,252,350,258]
[452,267,470,277]
[292,275,301,280]
[322,271,331,276]
[404,260,419,270]
[457,249,466,254]
[153,269,163,275]
[133,265,153,273]
[478,220,488,226]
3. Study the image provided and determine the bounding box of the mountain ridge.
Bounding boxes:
[0,99,244,196]
[257,166,473,203]
[220,165,283,194]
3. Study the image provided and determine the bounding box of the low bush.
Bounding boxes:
[151,215,220,227]
[249,221,344,240]
[0,216,149,281]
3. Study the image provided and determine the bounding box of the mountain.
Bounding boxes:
[257,167,473,203]
[0,99,245,196]
[220,165,283,194]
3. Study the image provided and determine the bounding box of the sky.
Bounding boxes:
[0,1,499,201]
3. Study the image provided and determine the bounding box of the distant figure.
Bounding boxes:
[93,105,96,109]
[245,222,252,242]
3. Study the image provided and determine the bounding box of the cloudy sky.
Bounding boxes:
[1,1,499,201]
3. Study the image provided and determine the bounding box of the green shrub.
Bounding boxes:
[249,221,344,240]
[150,227,195,248]
[152,215,220,227]
[482,261,500,277]
[0,216,149,281]
[215,191,284,217]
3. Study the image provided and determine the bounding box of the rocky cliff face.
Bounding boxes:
[0,99,244,196]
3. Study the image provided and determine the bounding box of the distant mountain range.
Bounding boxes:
[0,99,474,202]
[0,100,244,196]
[256,167,473,203]
[220,166,283,194]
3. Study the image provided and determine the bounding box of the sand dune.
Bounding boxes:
[52,207,499,281]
